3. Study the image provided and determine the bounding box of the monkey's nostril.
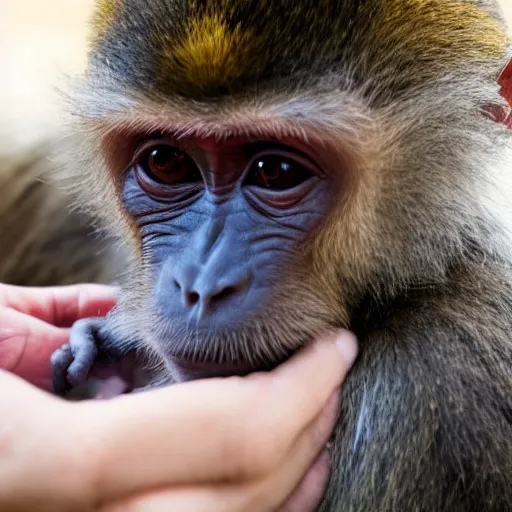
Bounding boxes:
[189,291,200,305]
[174,280,181,290]
[211,286,236,303]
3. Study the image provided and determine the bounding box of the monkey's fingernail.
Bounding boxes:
[335,331,358,367]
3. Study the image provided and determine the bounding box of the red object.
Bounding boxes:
[496,57,512,128]
[499,58,512,105]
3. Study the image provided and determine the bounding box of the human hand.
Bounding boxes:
[0,329,358,512]
[0,283,118,391]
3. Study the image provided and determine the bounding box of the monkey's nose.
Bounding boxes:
[174,273,250,316]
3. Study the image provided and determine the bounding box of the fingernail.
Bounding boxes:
[335,331,359,367]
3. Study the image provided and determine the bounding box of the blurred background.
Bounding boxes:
[0,0,511,156]
[0,1,93,154]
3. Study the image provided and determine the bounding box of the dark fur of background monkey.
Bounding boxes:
[0,143,118,287]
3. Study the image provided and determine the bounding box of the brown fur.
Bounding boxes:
[0,143,118,287]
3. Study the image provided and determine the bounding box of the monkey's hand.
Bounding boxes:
[50,317,127,397]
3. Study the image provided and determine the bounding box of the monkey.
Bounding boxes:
[0,141,121,287]
[46,0,512,510]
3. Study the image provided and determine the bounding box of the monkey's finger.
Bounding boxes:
[0,283,119,328]
[0,307,70,391]
[66,318,100,386]
[50,344,74,396]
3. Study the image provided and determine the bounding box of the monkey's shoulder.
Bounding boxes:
[352,262,512,344]
[337,264,512,512]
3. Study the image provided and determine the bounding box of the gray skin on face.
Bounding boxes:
[125,136,335,379]
[52,135,337,389]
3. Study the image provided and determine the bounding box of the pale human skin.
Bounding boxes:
[0,284,358,512]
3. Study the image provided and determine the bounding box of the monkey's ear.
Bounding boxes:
[486,59,512,128]
[497,58,512,128]
[499,59,512,105]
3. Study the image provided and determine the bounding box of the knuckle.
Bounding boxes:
[237,422,285,479]
[248,432,284,477]
[218,380,284,480]
[70,318,90,334]
[226,424,281,480]
[50,344,70,364]
[76,288,92,315]
[49,349,62,366]
[69,319,97,345]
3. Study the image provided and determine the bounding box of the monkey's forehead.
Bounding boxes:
[88,0,508,101]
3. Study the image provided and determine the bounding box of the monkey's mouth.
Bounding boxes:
[170,357,269,381]
[158,320,308,383]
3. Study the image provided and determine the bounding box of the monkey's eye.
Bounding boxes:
[244,154,313,190]
[135,144,201,185]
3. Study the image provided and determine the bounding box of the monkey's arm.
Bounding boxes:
[323,265,512,512]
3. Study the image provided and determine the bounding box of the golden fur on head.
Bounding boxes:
[157,11,258,95]
[87,0,508,100]
[91,0,122,46]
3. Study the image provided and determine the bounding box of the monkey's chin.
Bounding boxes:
[170,358,270,382]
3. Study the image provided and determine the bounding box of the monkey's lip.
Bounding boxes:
[170,358,264,381]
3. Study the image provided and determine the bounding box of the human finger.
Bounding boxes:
[0,283,118,327]
[102,394,337,512]
[77,332,355,504]
[0,307,69,390]
[279,449,331,512]
[250,389,339,512]
[101,486,244,512]
[258,330,357,435]
[102,457,328,512]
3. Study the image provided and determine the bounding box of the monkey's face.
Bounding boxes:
[118,133,345,380]
[66,0,511,384]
